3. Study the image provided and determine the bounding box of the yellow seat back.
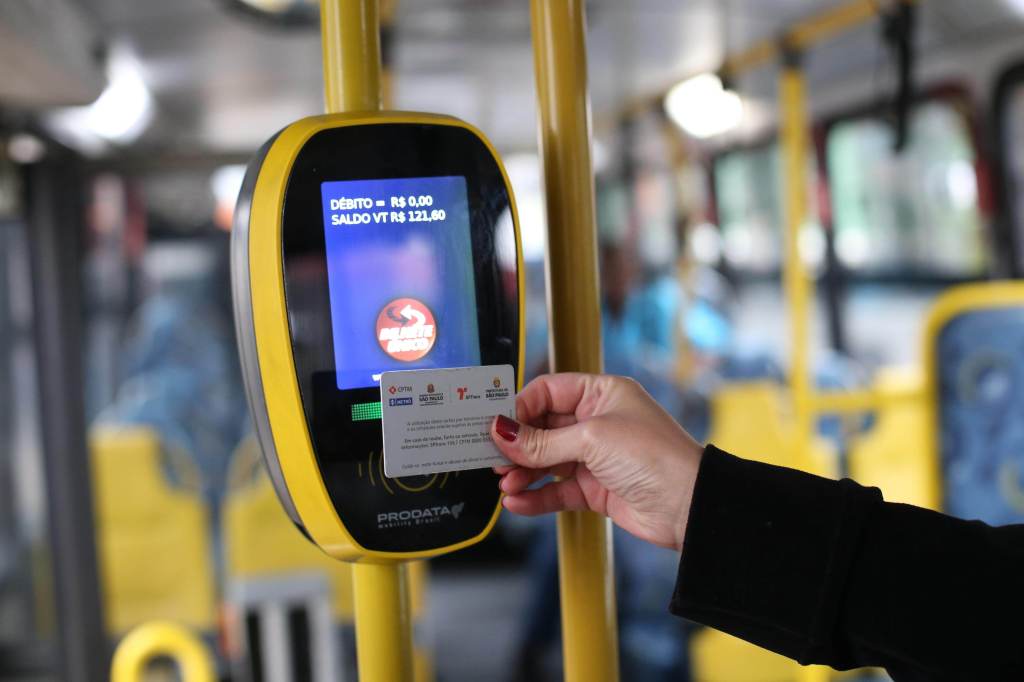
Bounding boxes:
[847,367,935,509]
[223,438,434,680]
[90,425,217,635]
[691,629,797,682]
[223,437,356,620]
[708,381,835,476]
[695,382,837,681]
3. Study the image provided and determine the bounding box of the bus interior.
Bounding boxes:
[1,0,1023,680]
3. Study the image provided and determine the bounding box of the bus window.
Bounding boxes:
[714,143,783,274]
[713,142,824,276]
[999,68,1024,270]
[826,97,987,278]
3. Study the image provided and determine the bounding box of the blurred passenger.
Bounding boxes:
[601,240,690,427]
[95,174,249,553]
[98,226,245,498]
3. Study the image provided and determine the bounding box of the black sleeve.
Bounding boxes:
[670,445,1024,682]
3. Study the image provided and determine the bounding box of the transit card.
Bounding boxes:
[380,364,515,478]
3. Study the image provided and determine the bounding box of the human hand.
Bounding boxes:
[491,373,704,551]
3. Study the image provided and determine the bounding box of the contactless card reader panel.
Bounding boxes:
[233,113,523,561]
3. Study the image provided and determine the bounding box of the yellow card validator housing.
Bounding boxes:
[232,112,525,562]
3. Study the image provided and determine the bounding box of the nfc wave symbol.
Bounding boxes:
[358,451,458,495]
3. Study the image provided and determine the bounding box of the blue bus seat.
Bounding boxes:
[925,282,1024,524]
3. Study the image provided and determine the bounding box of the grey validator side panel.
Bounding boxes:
[231,133,304,530]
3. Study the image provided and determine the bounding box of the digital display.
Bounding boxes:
[321,176,480,391]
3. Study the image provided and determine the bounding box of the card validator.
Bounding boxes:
[232,113,524,561]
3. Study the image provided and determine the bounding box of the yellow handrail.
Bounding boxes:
[812,387,924,414]
[110,622,215,682]
[619,0,915,120]
[780,63,815,475]
[780,49,833,682]
[722,0,889,77]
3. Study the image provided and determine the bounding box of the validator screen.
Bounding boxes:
[320,175,481,391]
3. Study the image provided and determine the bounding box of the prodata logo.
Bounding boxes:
[376,297,436,362]
[376,502,466,529]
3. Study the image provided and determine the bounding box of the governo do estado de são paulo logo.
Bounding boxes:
[376,297,437,362]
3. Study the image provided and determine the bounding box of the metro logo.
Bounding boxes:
[375,297,437,362]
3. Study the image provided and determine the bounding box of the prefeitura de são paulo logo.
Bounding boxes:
[376,297,437,362]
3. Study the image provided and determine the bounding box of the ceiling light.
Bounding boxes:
[7,133,46,164]
[45,45,154,154]
[211,164,247,207]
[1002,0,1024,17]
[664,73,743,139]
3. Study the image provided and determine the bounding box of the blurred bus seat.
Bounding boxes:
[693,382,837,681]
[924,282,1024,525]
[222,437,434,681]
[690,629,798,682]
[222,436,355,620]
[89,425,217,637]
[707,381,836,476]
[847,367,935,509]
[694,283,1024,681]
[222,436,352,680]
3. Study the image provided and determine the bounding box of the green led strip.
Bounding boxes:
[351,401,382,422]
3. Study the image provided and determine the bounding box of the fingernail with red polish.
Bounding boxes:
[495,414,519,442]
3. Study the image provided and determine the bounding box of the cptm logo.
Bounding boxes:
[376,297,436,362]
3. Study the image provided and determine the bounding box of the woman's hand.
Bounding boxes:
[491,373,704,551]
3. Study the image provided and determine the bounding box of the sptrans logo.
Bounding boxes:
[376,297,436,362]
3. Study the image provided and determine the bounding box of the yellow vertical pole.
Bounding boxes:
[780,51,831,682]
[779,57,814,473]
[320,0,382,113]
[529,2,620,681]
[379,0,397,109]
[319,2,413,681]
[351,562,414,682]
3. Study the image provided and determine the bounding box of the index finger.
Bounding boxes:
[515,373,601,426]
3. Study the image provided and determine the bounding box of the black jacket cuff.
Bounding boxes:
[670,444,882,665]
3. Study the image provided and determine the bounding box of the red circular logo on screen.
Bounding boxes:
[376,298,437,362]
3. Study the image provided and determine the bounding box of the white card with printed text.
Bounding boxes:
[380,365,515,478]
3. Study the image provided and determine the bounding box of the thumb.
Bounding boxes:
[490,414,585,469]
